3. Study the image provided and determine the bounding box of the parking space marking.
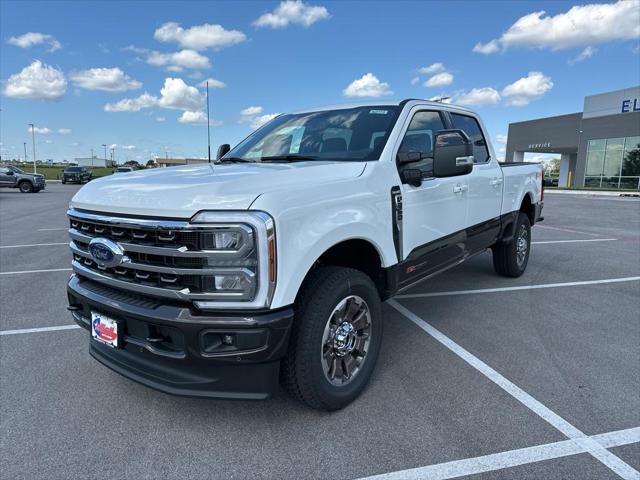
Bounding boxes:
[536,224,602,237]
[0,324,80,336]
[532,238,617,245]
[359,427,640,480]
[37,228,67,231]
[0,267,72,276]
[0,242,68,249]
[387,299,640,479]
[396,276,640,299]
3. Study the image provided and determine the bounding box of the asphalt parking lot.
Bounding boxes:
[1,183,639,480]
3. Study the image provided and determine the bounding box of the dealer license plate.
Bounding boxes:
[91,312,119,348]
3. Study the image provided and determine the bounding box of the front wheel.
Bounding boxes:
[18,181,34,193]
[282,266,382,410]
[492,212,531,277]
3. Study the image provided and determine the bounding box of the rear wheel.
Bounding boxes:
[282,266,382,410]
[492,212,531,277]
[18,181,34,193]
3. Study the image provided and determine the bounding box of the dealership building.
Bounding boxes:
[506,87,640,189]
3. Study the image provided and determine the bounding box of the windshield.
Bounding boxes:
[65,167,83,172]
[225,106,401,162]
[7,165,24,174]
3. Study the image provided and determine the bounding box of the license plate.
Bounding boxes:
[91,312,119,348]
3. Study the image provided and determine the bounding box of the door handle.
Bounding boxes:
[453,184,468,194]
[490,178,503,186]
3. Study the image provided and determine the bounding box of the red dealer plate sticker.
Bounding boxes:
[91,312,119,348]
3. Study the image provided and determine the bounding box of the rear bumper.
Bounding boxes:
[67,274,293,399]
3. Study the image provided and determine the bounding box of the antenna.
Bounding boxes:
[206,81,211,163]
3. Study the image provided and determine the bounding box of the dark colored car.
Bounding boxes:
[62,166,92,184]
[543,176,559,187]
[0,165,46,193]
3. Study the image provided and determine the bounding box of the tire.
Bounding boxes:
[18,181,34,193]
[282,266,383,410]
[61,179,66,184]
[492,212,531,277]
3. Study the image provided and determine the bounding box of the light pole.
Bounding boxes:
[206,80,211,162]
[111,147,115,165]
[23,142,27,163]
[102,144,107,164]
[28,123,37,173]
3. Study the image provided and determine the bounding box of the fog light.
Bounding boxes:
[221,334,234,346]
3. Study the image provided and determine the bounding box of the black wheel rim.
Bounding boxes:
[320,295,371,386]
[516,224,528,268]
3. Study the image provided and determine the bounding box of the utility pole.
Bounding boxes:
[206,81,211,162]
[111,147,115,164]
[102,144,107,163]
[23,142,27,163]
[28,123,37,173]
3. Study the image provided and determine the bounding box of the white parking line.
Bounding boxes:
[532,238,617,245]
[536,224,602,237]
[0,324,81,336]
[0,242,68,249]
[0,267,72,276]
[37,227,67,231]
[396,276,640,299]
[387,299,640,480]
[358,427,640,480]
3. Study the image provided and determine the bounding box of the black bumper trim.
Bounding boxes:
[68,274,293,399]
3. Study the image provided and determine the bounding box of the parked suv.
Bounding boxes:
[67,100,543,410]
[62,166,92,184]
[0,165,46,193]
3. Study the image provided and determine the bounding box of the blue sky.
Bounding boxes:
[1,0,639,164]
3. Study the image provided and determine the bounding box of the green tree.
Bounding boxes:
[622,145,640,176]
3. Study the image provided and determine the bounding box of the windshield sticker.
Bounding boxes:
[369,109,389,115]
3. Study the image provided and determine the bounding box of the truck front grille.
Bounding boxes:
[67,210,257,302]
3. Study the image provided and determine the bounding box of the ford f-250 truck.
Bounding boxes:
[66,99,543,410]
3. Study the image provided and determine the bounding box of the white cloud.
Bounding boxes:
[251,113,280,129]
[254,0,330,28]
[69,67,142,92]
[569,46,597,64]
[109,144,118,149]
[7,32,61,52]
[495,134,508,143]
[147,49,211,70]
[241,105,263,116]
[154,22,246,50]
[121,145,136,150]
[424,72,454,88]
[418,62,445,74]
[3,60,67,101]
[178,110,208,124]
[473,0,640,54]
[104,92,158,112]
[472,40,500,55]
[239,106,278,129]
[58,128,72,135]
[501,71,553,106]
[28,126,52,134]
[452,88,501,106]
[122,44,149,54]
[343,73,392,97]
[197,77,226,88]
[156,116,166,122]
[157,77,203,111]
[410,76,420,85]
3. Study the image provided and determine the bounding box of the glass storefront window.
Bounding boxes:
[586,150,605,176]
[586,136,640,189]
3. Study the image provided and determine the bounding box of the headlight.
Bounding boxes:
[190,211,276,310]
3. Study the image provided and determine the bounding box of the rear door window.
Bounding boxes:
[450,113,490,163]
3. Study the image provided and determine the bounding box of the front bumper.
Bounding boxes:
[67,274,293,399]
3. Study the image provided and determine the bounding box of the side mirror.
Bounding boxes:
[217,144,231,160]
[401,168,423,187]
[397,151,431,164]
[432,130,473,178]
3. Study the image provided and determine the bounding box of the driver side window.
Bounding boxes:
[398,111,445,174]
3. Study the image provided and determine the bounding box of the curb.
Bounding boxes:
[545,190,640,198]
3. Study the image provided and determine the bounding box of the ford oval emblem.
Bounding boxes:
[88,238,124,268]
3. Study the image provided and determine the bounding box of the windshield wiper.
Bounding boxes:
[259,155,319,162]
[217,156,253,163]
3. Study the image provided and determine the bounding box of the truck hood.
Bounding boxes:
[70,161,367,218]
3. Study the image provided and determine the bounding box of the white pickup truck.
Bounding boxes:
[66,99,543,410]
